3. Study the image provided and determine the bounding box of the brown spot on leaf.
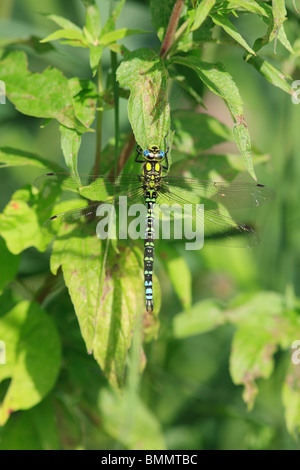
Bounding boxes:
[236,115,247,127]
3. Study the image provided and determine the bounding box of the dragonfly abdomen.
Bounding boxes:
[142,160,163,312]
[142,161,162,312]
[144,195,156,312]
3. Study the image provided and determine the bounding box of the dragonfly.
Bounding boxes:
[35,134,276,312]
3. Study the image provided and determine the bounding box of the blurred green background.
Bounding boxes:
[0,0,299,450]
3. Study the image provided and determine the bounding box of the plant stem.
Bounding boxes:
[93,61,103,175]
[159,0,185,59]
[166,17,190,58]
[109,0,120,176]
[111,49,120,176]
[109,131,136,177]
[34,271,60,304]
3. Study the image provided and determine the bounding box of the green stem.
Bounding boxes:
[111,49,119,177]
[93,61,103,175]
[34,271,62,305]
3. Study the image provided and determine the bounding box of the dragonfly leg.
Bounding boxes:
[135,145,144,163]
[162,132,169,171]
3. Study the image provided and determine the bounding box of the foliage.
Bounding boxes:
[0,0,299,450]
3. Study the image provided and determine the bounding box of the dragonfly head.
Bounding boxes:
[143,145,165,161]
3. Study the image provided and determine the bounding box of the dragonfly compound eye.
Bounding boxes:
[143,149,150,157]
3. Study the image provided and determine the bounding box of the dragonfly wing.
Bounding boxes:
[34,172,145,202]
[41,202,100,239]
[155,186,259,247]
[200,209,259,248]
[40,186,146,240]
[162,177,276,209]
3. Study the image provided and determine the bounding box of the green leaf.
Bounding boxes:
[101,0,126,36]
[277,24,294,54]
[158,244,192,310]
[59,126,81,176]
[173,299,225,338]
[227,0,268,17]
[232,120,254,181]
[0,51,89,133]
[44,13,83,32]
[228,291,284,323]
[99,28,148,46]
[211,12,256,56]
[0,300,61,425]
[68,77,97,128]
[99,388,166,450]
[89,44,105,75]
[51,237,144,389]
[117,48,170,148]
[0,186,52,254]
[0,147,62,171]
[84,0,101,41]
[59,78,97,173]
[272,0,287,30]
[172,53,256,179]
[190,0,216,31]
[0,238,19,294]
[40,29,87,45]
[150,0,175,41]
[228,292,300,409]
[249,2,293,54]
[246,55,293,95]
[230,323,276,409]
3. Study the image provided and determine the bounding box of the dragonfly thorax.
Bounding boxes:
[141,160,163,188]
